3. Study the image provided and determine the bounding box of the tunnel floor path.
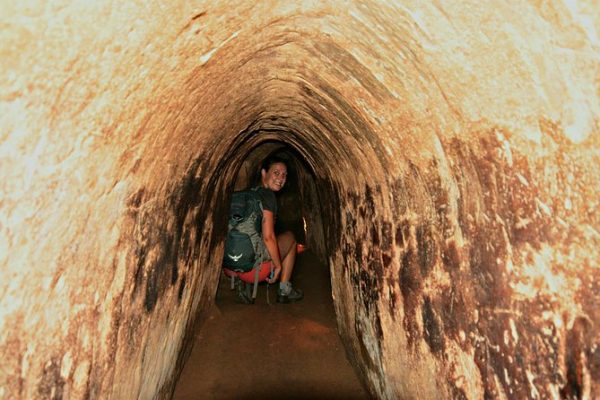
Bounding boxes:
[173,250,369,399]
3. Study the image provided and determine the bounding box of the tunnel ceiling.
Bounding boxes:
[1,1,599,399]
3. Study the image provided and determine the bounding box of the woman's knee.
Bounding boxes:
[279,230,296,244]
[277,231,296,256]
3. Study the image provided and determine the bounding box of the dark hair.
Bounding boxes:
[260,155,288,173]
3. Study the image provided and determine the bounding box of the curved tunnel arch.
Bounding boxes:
[1,2,598,399]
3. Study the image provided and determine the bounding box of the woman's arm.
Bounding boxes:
[261,209,281,283]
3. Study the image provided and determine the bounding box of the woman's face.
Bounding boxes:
[261,162,287,192]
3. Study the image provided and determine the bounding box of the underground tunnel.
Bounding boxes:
[1,1,599,399]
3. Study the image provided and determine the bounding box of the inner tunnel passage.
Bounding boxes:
[172,141,370,398]
[1,2,598,400]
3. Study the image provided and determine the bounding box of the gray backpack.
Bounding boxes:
[223,188,268,271]
[223,188,271,303]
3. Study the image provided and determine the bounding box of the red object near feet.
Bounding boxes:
[223,261,272,283]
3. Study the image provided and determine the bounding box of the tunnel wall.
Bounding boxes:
[1,1,598,399]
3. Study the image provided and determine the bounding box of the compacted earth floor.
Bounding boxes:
[173,250,369,399]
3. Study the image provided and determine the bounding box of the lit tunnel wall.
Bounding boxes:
[1,1,599,399]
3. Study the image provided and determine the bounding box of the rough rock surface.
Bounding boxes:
[1,1,598,399]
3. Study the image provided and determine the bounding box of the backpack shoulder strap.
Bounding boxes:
[249,186,264,212]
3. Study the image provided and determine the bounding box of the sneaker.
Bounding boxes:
[277,286,303,303]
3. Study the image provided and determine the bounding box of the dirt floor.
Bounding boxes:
[172,250,370,400]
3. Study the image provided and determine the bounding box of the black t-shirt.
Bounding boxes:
[256,186,277,215]
[255,186,284,234]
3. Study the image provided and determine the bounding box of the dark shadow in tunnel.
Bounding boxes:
[219,140,327,299]
[232,139,328,260]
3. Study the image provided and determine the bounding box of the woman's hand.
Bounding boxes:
[267,266,281,284]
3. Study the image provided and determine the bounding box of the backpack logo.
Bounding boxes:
[227,253,243,262]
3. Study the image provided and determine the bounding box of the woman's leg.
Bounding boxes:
[276,231,296,282]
